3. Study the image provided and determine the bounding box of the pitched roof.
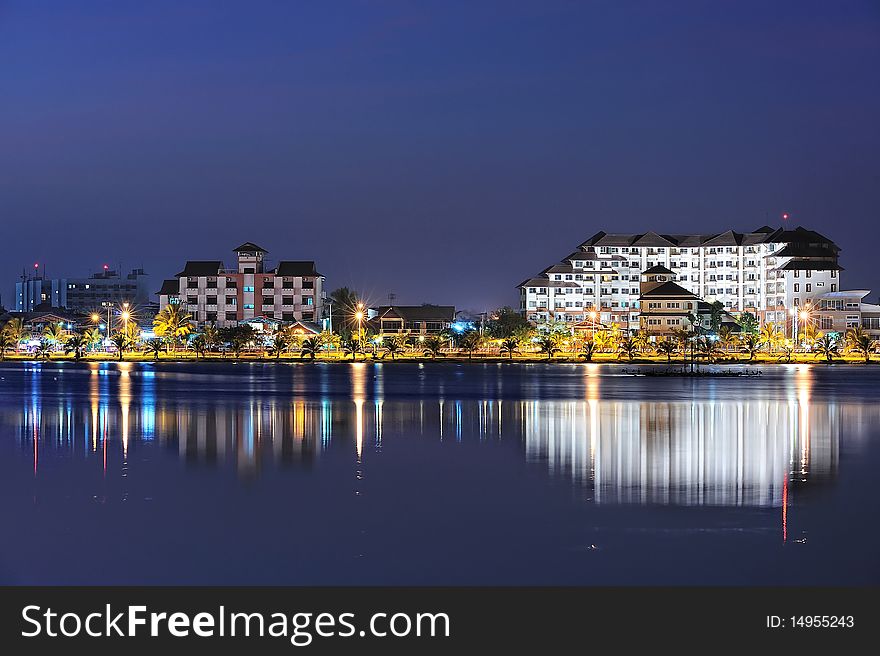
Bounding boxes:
[176,261,222,277]
[639,281,699,299]
[375,305,456,322]
[233,242,268,253]
[775,260,844,271]
[642,264,675,275]
[542,263,575,274]
[518,278,581,288]
[274,261,320,277]
[157,279,179,295]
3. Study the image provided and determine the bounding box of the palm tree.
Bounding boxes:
[578,339,597,362]
[654,339,678,363]
[801,323,821,351]
[301,336,323,360]
[813,334,839,363]
[778,340,795,363]
[110,332,129,361]
[537,334,561,361]
[593,330,614,353]
[742,333,761,361]
[152,304,194,353]
[37,339,54,360]
[84,326,103,352]
[64,332,88,361]
[708,301,725,333]
[342,336,362,361]
[670,326,692,352]
[759,323,783,354]
[190,335,207,359]
[716,326,737,354]
[3,317,27,347]
[845,327,875,362]
[267,332,290,359]
[43,322,66,349]
[458,331,483,359]
[699,337,722,362]
[145,338,166,361]
[202,324,220,354]
[617,336,639,362]
[422,336,444,359]
[328,287,362,332]
[382,335,404,360]
[0,331,14,360]
[499,337,520,360]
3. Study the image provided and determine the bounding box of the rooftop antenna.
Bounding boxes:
[388,292,396,306]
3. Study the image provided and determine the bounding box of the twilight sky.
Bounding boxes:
[1,0,879,313]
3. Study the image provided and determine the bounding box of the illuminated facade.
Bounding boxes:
[158,242,325,327]
[519,225,842,329]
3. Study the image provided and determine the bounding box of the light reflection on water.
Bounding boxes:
[3,362,870,509]
[2,361,879,585]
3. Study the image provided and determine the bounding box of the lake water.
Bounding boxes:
[1,361,878,585]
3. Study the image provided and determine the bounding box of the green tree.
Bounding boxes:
[37,339,54,360]
[699,337,722,362]
[778,340,795,363]
[716,326,737,353]
[737,312,759,334]
[655,339,678,362]
[0,331,15,360]
[145,338,166,361]
[458,331,483,359]
[422,336,444,359]
[486,307,532,339]
[813,334,839,363]
[84,326,103,351]
[300,336,323,360]
[43,322,66,348]
[267,331,290,359]
[382,335,404,360]
[578,339,597,362]
[742,333,761,361]
[617,336,640,361]
[190,335,208,359]
[328,287,362,332]
[499,337,520,360]
[341,336,363,361]
[202,324,220,353]
[110,332,129,361]
[64,332,88,361]
[3,318,27,346]
[759,323,783,354]
[537,334,562,361]
[708,301,725,333]
[153,304,194,352]
[845,327,875,362]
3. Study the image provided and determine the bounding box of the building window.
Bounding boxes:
[243,286,255,292]
[283,296,294,305]
[806,284,811,292]
[207,296,217,305]
[226,312,237,321]
[226,297,236,306]
[303,279,314,289]
[244,304,254,310]
[793,283,799,292]
[262,297,273,306]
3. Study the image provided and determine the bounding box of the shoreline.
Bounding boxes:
[0,354,875,365]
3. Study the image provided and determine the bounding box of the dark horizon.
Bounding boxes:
[2,0,879,312]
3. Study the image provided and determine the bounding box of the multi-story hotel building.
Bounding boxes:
[519,225,842,329]
[158,242,324,327]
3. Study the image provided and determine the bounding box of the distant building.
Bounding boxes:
[520,225,843,330]
[159,242,325,328]
[15,267,151,313]
[371,305,456,336]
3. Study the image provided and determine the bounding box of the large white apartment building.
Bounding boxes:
[519,225,842,329]
[158,242,324,328]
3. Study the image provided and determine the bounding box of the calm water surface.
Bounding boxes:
[1,361,878,585]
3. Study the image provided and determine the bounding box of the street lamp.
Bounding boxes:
[354,302,365,350]
[588,309,598,339]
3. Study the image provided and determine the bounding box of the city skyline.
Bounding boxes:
[2,1,879,311]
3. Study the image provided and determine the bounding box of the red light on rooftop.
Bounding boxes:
[782,212,789,220]
[34,263,39,268]
[103,264,109,270]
